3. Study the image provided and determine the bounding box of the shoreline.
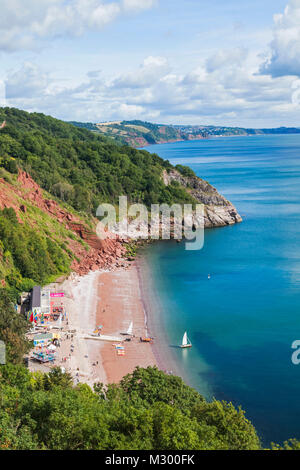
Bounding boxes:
[137,252,193,387]
[136,255,182,378]
[137,132,286,149]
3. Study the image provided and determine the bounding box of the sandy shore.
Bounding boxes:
[97,263,157,384]
[55,270,107,386]
[53,261,159,386]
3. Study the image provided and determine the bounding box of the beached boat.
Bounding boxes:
[180,331,192,348]
[140,337,154,343]
[121,321,133,336]
[127,321,133,336]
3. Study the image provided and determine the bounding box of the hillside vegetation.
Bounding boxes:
[0,167,90,296]
[0,362,262,450]
[0,107,197,294]
[0,108,197,215]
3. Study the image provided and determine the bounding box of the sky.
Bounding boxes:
[1,0,300,127]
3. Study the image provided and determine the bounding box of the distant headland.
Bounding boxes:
[69,119,300,148]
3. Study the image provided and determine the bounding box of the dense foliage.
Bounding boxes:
[0,108,197,215]
[0,207,71,295]
[0,364,262,450]
[0,289,30,364]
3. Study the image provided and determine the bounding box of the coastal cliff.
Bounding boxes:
[163,169,242,227]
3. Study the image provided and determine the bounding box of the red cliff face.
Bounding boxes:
[0,171,129,278]
[68,222,128,275]
[17,171,82,226]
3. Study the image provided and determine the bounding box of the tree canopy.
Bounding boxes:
[0,365,262,450]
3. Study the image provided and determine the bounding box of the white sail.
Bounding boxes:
[127,322,133,336]
[182,332,188,346]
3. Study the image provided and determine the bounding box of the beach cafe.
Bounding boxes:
[27,286,65,325]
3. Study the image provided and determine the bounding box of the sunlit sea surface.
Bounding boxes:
[143,135,300,445]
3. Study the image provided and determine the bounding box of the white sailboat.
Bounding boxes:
[127,321,133,336]
[121,321,133,336]
[180,331,192,349]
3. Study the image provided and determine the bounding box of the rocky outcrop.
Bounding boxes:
[68,222,129,275]
[162,169,242,228]
[69,235,129,276]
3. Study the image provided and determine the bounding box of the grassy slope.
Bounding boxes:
[0,167,89,296]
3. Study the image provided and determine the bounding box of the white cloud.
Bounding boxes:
[261,0,300,77]
[122,0,157,12]
[206,48,248,73]
[3,48,300,128]
[5,62,50,99]
[112,56,170,88]
[118,103,145,117]
[0,0,158,51]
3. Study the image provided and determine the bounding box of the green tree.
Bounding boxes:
[0,290,30,364]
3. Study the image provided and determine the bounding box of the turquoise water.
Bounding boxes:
[143,135,300,446]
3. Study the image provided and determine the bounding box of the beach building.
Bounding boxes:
[29,286,52,316]
[30,286,42,316]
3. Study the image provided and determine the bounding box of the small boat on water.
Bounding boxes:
[180,331,192,349]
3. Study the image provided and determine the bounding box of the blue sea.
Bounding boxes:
[143,135,300,446]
